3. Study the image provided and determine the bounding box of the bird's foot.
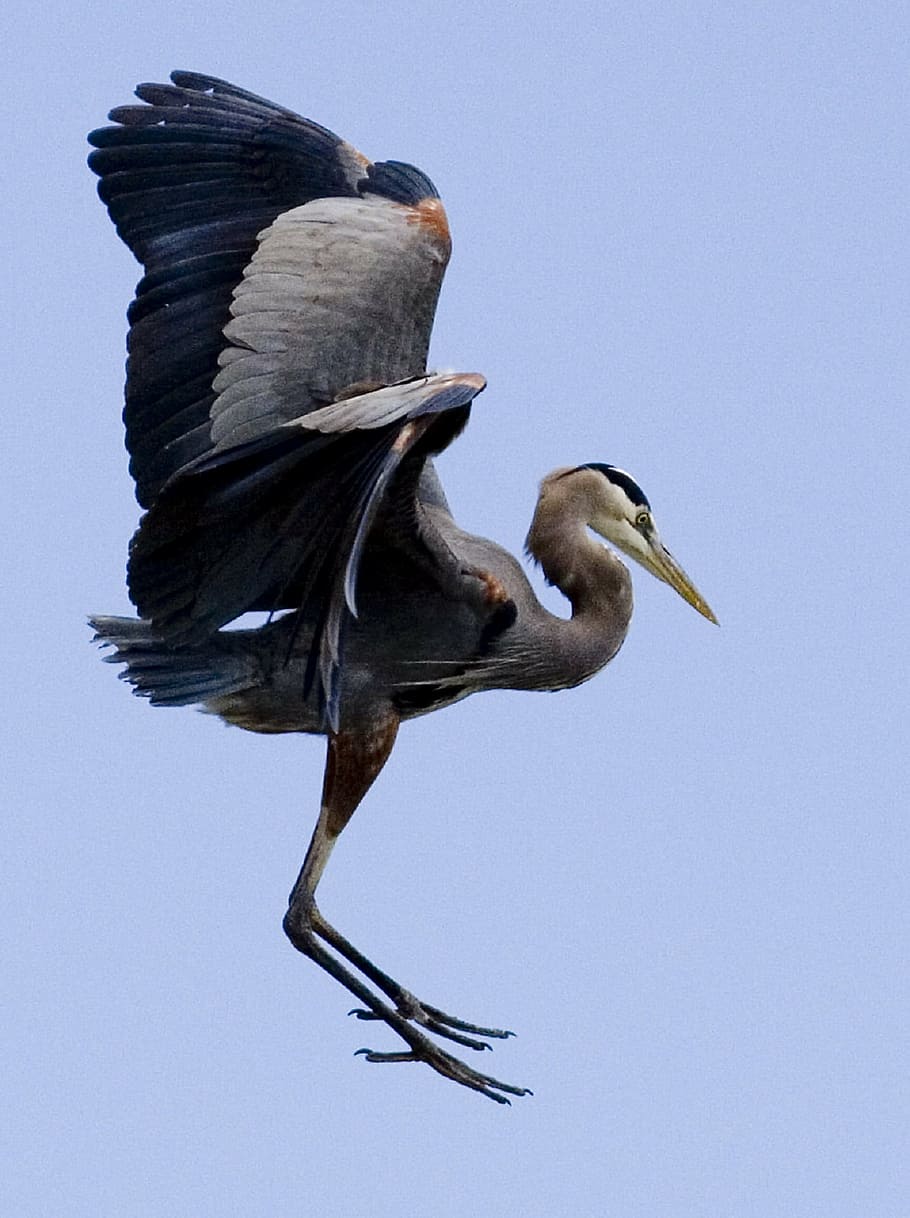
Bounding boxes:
[345,989,528,1100]
[288,903,530,1102]
[346,994,529,1103]
[354,1031,532,1105]
[349,991,514,1051]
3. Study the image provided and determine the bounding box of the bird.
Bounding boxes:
[88,71,717,1104]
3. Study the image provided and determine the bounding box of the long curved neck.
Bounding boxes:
[523,485,633,687]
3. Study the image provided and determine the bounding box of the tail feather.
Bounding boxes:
[90,615,257,707]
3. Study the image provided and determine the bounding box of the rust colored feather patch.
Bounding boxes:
[407,196,452,257]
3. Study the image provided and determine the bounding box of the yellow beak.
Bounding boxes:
[644,540,718,624]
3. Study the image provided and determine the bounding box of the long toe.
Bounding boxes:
[355,1043,532,1105]
[420,1003,514,1039]
[348,1006,495,1051]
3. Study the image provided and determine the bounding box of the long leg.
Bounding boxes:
[287,710,505,1043]
[282,711,530,1104]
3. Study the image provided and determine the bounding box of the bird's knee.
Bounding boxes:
[283,899,316,952]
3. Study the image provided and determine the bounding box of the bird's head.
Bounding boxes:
[542,463,718,623]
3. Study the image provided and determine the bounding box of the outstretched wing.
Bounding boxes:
[88,70,448,506]
[129,372,487,726]
[91,73,484,725]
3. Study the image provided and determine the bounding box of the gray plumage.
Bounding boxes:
[90,72,715,1104]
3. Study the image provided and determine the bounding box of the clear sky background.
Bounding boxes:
[4,2,907,1215]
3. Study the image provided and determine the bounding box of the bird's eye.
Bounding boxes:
[635,511,651,530]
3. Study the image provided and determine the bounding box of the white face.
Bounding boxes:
[588,471,656,565]
[588,469,718,623]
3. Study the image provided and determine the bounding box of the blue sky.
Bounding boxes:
[4,2,907,1214]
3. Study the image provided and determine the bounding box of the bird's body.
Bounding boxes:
[90,72,714,1103]
[98,465,633,735]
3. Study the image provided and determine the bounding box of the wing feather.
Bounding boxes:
[89,72,372,506]
[128,374,485,723]
[207,195,450,448]
[92,74,476,725]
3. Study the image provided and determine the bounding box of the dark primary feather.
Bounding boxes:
[87,71,439,507]
[363,160,440,205]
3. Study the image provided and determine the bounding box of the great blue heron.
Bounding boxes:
[88,71,716,1104]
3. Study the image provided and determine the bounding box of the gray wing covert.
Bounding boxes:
[210,192,451,447]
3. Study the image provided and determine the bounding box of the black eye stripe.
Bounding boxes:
[579,463,650,509]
